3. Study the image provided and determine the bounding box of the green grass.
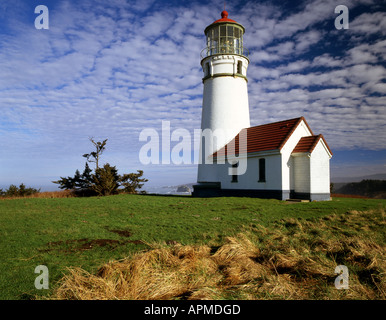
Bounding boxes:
[0,194,384,300]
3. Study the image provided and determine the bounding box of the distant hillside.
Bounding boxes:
[334,179,386,199]
[144,183,194,195]
[331,173,386,183]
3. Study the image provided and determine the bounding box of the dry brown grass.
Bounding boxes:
[49,209,386,300]
[0,190,74,200]
[32,190,74,198]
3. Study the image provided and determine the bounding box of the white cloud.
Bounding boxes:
[294,30,323,52]
[350,11,386,36]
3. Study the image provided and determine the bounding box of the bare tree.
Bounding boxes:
[82,137,108,170]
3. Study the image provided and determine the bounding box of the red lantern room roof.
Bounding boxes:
[212,10,237,24]
[205,10,245,34]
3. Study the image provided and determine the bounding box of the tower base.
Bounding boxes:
[192,185,331,201]
[192,182,222,197]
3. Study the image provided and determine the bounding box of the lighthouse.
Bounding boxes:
[193,10,332,201]
[197,10,250,185]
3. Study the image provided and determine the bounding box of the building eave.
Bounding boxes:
[212,148,280,161]
[278,116,314,151]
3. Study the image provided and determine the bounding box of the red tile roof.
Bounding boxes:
[213,117,313,157]
[292,134,333,155]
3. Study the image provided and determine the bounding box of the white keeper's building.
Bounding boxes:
[193,10,332,201]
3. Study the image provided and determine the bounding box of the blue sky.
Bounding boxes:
[0,0,385,190]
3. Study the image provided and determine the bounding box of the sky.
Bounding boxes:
[0,0,385,191]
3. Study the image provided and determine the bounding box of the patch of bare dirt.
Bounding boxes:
[41,238,143,253]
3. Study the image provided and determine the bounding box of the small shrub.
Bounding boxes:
[0,184,40,198]
[91,163,120,196]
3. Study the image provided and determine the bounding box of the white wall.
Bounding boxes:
[200,55,250,149]
[280,120,312,190]
[310,140,331,194]
[218,153,282,190]
[198,54,250,183]
[293,154,310,193]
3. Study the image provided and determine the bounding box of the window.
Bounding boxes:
[205,63,210,77]
[231,163,238,183]
[259,158,266,182]
[237,61,242,75]
[205,24,244,57]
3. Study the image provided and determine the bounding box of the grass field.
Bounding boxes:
[0,194,384,300]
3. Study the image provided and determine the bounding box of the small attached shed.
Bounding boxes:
[291,134,333,201]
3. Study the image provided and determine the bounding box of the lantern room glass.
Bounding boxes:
[205,23,244,57]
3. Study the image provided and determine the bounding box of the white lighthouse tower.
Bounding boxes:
[196,10,250,190]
